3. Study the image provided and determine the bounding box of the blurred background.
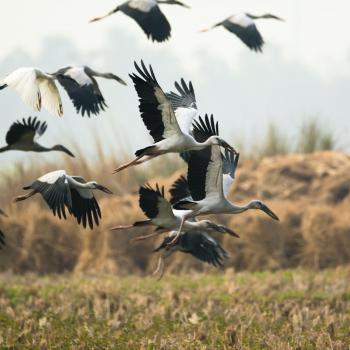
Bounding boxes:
[0,0,349,275]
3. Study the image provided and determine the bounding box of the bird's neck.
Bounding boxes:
[226,201,252,214]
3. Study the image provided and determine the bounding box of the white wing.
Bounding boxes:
[229,13,254,27]
[38,170,67,184]
[205,145,224,200]
[38,75,63,117]
[2,67,41,112]
[128,0,157,12]
[222,174,234,199]
[176,107,198,135]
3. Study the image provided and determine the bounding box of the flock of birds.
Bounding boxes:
[0,0,283,277]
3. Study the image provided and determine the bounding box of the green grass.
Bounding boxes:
[0,269,349,349]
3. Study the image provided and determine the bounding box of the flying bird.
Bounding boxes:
[153,230,229,278]
[201,13,283,52]
[113,61,235,173]
[14,170,112,229]
[89,0,190,43]
[110,183,239,240]
[0,67,63,116]
[52,66,127,117]
[0,117,74,157]
[171,116,279,243]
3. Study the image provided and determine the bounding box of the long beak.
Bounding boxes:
[63,147,75,158]
[261,204,279,221]
[113,75,127,86]
[96,184,113,194]
[218,225,240,238]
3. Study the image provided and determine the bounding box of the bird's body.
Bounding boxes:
[90,0,189,43]
[152,230,229,278]
[110,183,238,239]
[53,65,126,117]
[0,117,74,157]
[113,61,234,173]
[0,67,63,116]
[201,12,283,52]
[15,170,112,229]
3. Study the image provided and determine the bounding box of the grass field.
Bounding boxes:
[0,269,349,349]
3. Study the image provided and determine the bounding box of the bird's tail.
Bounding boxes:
[14,190,36,202]
[135,145,157,157]
[172,199,197,210]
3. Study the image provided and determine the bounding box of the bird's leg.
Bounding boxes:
[110,224,134,231]
[133,154,159,165]
[89,7,119,23]
[168,216,186,246]
[131,231,163,242]
[152,251,173,280]
[14,190,36,202]
[113,155,143,173]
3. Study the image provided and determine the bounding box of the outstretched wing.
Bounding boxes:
[222,150,240,198]
[166,79,197,134]
[25,170,71,219]
[139,184,174,220]
[6,116,47,145]
[56,67,107,117]
[120,3,171,42]
[129,60,182,143]
[169,175,192,205]
[38,75,63,117]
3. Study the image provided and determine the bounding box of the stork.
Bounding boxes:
[14,170,112,229]
[0,117,74,157]
[110,183,239,240]
[52,66,127,117]
[0,67,63,116]
[171,115,279,243]
[113,60,235,173]
[89,0,190,43]
[152,230,229,279]
[201,13,283,52]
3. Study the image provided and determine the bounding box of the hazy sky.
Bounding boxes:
[0,0,349,167]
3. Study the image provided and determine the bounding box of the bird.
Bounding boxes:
[89,0,190,43]
[200,13,283,52]
[152,230,229,278]
[0,67,63,116]
[113,60,235,173]
[0,116,74,157]
[14,170,113,229]
[171,115,279,243]
[52,66,127,117]
[0,209,8,217]
[110,183,239,240]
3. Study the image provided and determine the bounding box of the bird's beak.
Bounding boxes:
[218,225,240,238]
[112,74,127,86]
[260,204,279,221]
[96,184,113,194]
[174,0,190,8]
[62,147,75,158]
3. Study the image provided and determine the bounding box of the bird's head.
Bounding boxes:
[248,200,279,221]
[158,0,190,8]
[208,136,237,153]
[200,220,240,238]
[90,182,113,194]
[53,145,75,158]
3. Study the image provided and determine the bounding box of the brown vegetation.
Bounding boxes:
[0,150,349,275]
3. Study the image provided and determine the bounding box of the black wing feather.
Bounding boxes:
[166,78,196,110]
[6,116,47,145]
[139,183,165,219]
[169,175,192,205]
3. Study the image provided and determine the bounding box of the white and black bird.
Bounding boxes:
[171,115,279,242]
[201,13,283,52]
[90,0,190,43]
[0,117,74,157]
[14,170,112,229]
[52,66,127,117]
[152,230,229,278]
[110,183,239,240]
[113,61,235,173]
[0,67,63,116]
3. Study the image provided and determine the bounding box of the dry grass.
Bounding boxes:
[0,269,349,349]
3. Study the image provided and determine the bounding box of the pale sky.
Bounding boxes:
[0,0,349,167]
